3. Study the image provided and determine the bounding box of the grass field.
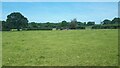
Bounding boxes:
[0,32,2,67]
[2,29,118,66]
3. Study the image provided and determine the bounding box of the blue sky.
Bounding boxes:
[1,0,119,2]
[2,2,118,23]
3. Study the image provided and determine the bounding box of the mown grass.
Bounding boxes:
[0,32,2,67]
[2,29,118,66]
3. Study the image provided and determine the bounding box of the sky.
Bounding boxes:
[1,2,118,23]
[1,0,119,2]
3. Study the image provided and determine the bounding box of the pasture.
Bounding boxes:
[2,29,118,66]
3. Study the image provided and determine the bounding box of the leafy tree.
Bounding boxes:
[77,22,85,27]
[92,24,101,29]
[1,21,10,31]
[111,17,120,24]
[61,20,68,29]
[46,22,51,27]
[83,22,87,26]
[30,22,38,28]
[87,21,95,26]
[69,18,77,29]
[0,21,2,31]
[102,19,111,25]
[6,12,28,31]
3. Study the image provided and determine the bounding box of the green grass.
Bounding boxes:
[0,32,2,67]
[2,29,118,66]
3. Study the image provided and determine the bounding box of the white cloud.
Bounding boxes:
[1,0,119,2]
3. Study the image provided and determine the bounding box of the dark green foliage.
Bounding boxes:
[1,12,120,31]
[29,22,38,28]
[76,26,85,29]
[61,20,68,29]
[1,21,10,31]
[27,19,86,30]
[46,22,52,28]
[92,18,120,29]
[83,22,87,26]
[69,18,77,29]
[101,24,120,29]
[6,12,28,31]
[92,25,101,29]
[0,21,2,31]
[111,17,120,24]
[87,21,95,26]
[102,19,111,25]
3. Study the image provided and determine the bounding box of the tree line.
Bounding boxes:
[0,12,120,31]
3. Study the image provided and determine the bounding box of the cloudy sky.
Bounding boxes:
[2,2,118,23]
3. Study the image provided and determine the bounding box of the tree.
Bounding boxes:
[69,18,77,29]
[6,12,28,31]
[92,24,101,29]
[46,22,52,28]
[30,22,38,28]
[83,22,87,26]
[111,17,120,24]
[87,21,95,26]
[102,19,111,25]
[0,21,2,31]
[2,21,7,31]
[61,20,68,29]
[77,22,85,27]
